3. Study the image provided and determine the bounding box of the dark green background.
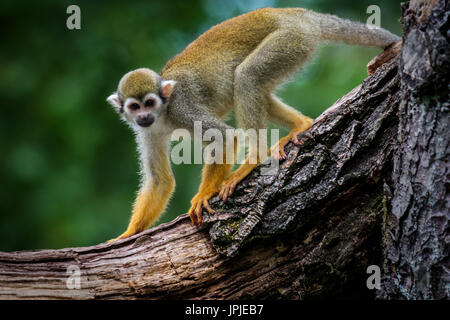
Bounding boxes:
[0,0,402,251]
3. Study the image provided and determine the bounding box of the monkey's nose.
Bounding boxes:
[137,114,155,127]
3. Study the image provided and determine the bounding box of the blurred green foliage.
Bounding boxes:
[0,0,403,251]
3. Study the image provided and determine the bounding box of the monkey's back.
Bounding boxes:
[161,8,306,78]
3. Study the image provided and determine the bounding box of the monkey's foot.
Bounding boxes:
[219,164,256,202]
[270,134,299,160]
[188,191,216,226]
[271,118,313,160]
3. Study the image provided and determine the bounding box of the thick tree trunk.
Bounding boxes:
[0,0,447,300]
[377,0,449,300]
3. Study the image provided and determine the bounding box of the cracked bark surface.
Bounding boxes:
[377,0,449,300]
[0,0,447,300]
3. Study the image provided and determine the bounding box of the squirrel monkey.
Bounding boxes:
[107,8,400,240]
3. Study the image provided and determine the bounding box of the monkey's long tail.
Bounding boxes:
[304,10,401,49]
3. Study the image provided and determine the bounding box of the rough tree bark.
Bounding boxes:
[0,0,447,300]
[377,0,449,300]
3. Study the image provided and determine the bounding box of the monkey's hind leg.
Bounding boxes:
[219,28,316,201]
[218,62,269,202]
[268,95,313,160]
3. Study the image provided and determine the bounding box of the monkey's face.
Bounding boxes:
[107,68,177,129]
[122,93,161,128]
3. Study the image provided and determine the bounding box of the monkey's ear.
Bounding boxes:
[160,80,177,99]
[106,93,123,112]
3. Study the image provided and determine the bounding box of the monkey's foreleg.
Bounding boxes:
[189,136,237,225]
[109,178,175,241]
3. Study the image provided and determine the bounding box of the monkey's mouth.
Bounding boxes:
[136,115,155,127]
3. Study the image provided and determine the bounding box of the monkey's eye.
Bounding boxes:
[129,103,140,111]
[145,99,155,107]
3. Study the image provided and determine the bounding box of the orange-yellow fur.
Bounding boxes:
[117,179,174,239]
[113,134,175,240]
[189,163,232,224]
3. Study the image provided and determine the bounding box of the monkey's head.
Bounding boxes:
[107,68,176,128]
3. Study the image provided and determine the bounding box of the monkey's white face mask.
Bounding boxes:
[106,80,177,129]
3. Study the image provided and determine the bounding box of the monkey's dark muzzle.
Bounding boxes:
[136,114,155,127]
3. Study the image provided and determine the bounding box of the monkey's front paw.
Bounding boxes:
[107,231,136,243]
[218,175,243,202]
[188,193,215,226]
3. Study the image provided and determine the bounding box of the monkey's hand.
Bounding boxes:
[107,230,136,243]
[219,163,258,202]
[188,191,216,226]
[218,173,245,202]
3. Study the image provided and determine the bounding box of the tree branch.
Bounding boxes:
[0,57,402,299]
